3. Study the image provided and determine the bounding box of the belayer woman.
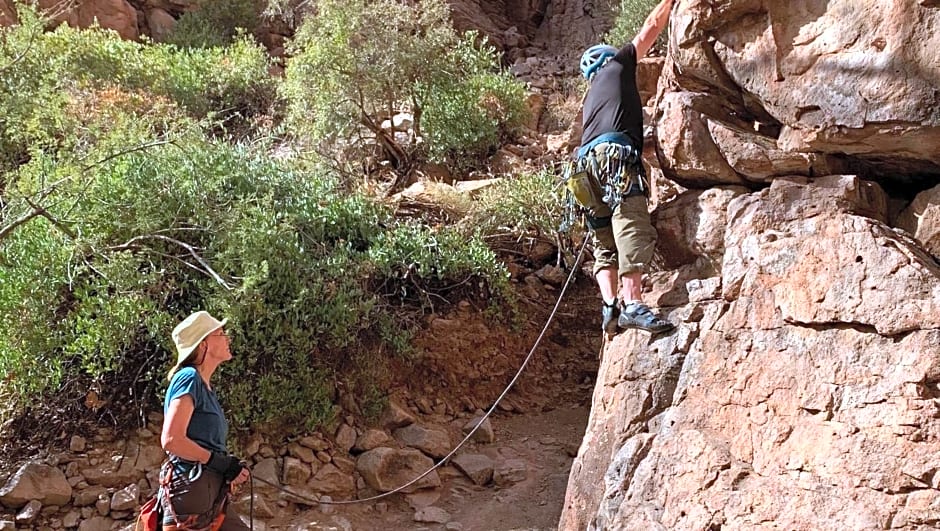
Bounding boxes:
[159,311,249,530]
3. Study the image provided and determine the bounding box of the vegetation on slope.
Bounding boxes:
[0,0,552,450]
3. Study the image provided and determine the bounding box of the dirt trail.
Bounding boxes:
[269,406,590,530]
[265,281,604,531]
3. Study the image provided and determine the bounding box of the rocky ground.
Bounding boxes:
[269,405,592,531]
[254,273,605,531]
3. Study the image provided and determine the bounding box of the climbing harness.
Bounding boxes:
[136,460,230,531]
[237,237,592,523]
[560,132,648,233]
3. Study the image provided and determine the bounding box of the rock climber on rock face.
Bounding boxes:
[575,0,677,338]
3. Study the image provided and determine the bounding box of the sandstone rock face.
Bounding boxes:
[0,0,14,25]
[657,0,940,185]
[447,0,549,54]
[560,176,940,530]
[146,8,176,41]
[653,186,748,269]
[897,183,940,260]
[447,0,620,70]
[27,0,141,40]
[0,0,182,42]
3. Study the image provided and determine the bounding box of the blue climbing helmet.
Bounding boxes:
[580,44,618,80]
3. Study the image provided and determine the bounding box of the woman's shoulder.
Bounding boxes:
[173,366,198,380]
[166,366,205,404]
[168,366,202,391]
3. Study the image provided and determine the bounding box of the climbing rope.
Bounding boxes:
[243,236,590,514]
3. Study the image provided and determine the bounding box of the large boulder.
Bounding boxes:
[0,462,72,509]
[308,464,355,497]
[36,0,140,40]
[393,424,453,459]
[356,448,441,493]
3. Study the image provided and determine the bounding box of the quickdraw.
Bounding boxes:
[559,141,647,233]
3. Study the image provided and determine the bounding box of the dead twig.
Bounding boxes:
[79,139,172,172]
[23,197,77,239]
[0,209,42,242]
[108,234,233,289]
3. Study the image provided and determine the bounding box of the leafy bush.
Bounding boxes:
[282,0,528,169]
[419,32,529,166]
[1,126,512,433]
[0,5,274,172]
[0,0,520,441]
[605,0,667,55]
[367,221,511,307]
[0,7,75,170]
[165,0,261,48]
[460,170,563,239]
[0,221,71,399]
[44,26,275,119]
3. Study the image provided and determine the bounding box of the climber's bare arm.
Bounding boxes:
[632,0,675,58]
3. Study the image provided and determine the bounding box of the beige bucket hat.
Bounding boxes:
[169,311,228,376]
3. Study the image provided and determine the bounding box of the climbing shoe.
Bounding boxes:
[618,301,675,334]
[601,301,620,336]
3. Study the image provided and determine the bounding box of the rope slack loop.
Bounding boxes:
[246,237,590,513]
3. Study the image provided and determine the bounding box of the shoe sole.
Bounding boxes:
[619,322,676,334]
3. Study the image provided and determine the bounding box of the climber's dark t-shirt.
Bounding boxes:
[580,43,643,150]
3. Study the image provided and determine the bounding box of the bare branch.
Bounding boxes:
[80,139,173,172]
[108,234,233,290]
[0,209,42,241]
[23,196,77,239]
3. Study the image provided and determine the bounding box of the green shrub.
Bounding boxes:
[282,0,528,169]
[44,27,275,119]
[367,221,511,308]
[0,4,274,172]
[0,7,75,170]
[605,0,667,55]
[461,170,562,239]
[1,127,514,433]
[419,32,529,166]
[0,220,71,399]
[165,0,261,48]
[0,0,521,441]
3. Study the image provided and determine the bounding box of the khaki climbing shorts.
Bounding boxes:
[590,194,657,277]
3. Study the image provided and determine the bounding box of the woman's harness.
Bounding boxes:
[560,131,648,232]
[136,457,229,531]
